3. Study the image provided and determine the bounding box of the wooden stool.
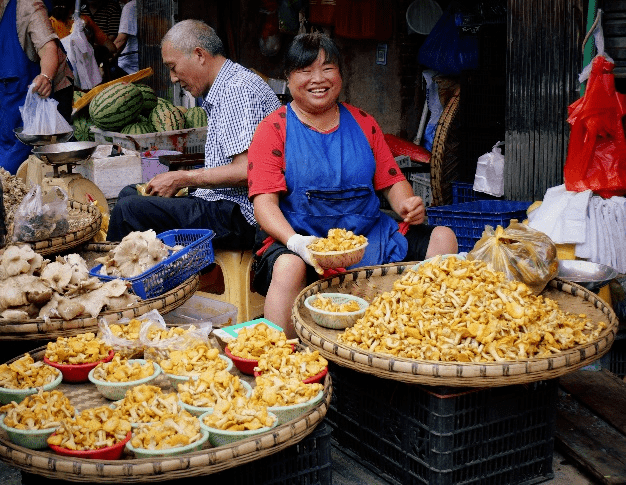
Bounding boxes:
[198,249,265,324]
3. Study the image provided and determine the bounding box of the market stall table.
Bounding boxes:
[292,261,617,484]
[0,346,331,483]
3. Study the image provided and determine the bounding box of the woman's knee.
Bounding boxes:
[271,253,307,288]
[426,226,458,258]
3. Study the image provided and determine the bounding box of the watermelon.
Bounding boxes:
[73,90,84,104]
[120,121,154,135]
[73,116,95,141]
[89,82,144,131]
[184,106,208,128]
[150,103,186,132]
[156,97,174,107]
[135,83,158,114]
[176,106,188,114]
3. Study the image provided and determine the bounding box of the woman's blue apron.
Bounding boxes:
[281,103,407,268]
[0,0,40,174]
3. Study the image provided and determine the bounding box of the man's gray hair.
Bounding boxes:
[161,19,225,57]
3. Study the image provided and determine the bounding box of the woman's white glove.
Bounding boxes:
[286,234,323,275]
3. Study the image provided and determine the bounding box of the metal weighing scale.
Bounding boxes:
[13,129,110,216]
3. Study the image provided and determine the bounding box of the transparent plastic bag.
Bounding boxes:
[19,85,73,135]
[12,185,69,242]
[139,309,211,362]
[467,220,559,294]
[97,315,148,359]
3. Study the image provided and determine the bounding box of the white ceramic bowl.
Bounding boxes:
[267,390,324,426]
[178,380,253,417]
[199,410,279,447]
[0,369,62,405]
[0,413,58,449]
[309,242,368,270]
[88,359,162,401]
[163,354,233,390]
[304,293,369,330]
[125,428,209,458]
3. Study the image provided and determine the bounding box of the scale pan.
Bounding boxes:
[14,127,73,146]
[31,142,98,165]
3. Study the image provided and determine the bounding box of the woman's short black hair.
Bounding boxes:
[284,32,342,78]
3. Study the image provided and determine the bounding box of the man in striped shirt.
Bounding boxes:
[81,0,120,40]
[107,20,281,251]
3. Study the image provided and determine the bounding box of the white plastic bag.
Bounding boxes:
[473,141,505,197]
[61,16,102,90]
[19,86,73,135]
[12,185,69,242]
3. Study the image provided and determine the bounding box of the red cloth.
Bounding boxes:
[384,134,431,164]
[248,103,406,199]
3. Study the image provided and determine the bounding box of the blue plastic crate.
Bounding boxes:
[452,181,501,204]
[427,200,532,253]
[89,229,215,299]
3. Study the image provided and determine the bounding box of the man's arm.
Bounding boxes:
[145,151,249,197]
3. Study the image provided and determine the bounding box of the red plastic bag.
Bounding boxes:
[564,56,626,198]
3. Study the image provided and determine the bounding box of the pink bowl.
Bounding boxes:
[254,366,328,384]
[48,431,131,460]
[44,350,115,383]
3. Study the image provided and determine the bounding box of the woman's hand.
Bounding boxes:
[31,74,53,98]
[396,195,425,225]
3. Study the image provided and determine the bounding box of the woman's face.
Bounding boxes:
[288,50,342,114]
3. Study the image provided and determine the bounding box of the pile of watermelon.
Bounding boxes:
[72,83,208,142]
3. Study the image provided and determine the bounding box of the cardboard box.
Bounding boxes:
[74,145,141,199]
[140,149,181,183]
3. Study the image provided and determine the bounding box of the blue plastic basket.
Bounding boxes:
[89,229,215,299]
[451,181,504,204]
[427,200,532,253]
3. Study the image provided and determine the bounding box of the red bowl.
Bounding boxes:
[44,350,115,383]
[48,431,131,460]
[303,366,328,384]
[254,366,328,384]
[224,346,258,375]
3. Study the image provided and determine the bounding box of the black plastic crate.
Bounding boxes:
[209,422,332,485]
[327,364,556,485]
[602,335,626,378]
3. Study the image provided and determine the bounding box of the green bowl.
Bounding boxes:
[125,428,209,458]
[267,390,324,426]
[199,410,278,447]
[88,359,162,401]
[304,293,369,330]
[164,355,233,391]
[0,369,62,405]
[0,413,58,449]
[178,380,252,417]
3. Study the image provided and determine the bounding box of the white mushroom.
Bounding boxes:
[40,261,73,293]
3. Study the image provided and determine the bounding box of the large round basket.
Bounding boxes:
[0,243,198,340]
[23,200,102,256]
[292,262,618,387]
[0,347,331,483]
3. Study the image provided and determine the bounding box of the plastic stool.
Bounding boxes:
[197,249,265,324]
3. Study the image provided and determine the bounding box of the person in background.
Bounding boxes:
[80,0,121,79]
[247,32,458,337]
[49,0,117,76]
[113,0,137,75]
[1,0,74,174]
[107,19,281,252]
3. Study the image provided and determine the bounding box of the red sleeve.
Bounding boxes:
[342,104,406,190]
[248,106,288,199]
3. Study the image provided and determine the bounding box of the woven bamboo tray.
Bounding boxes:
[0,347,331,482]
[293,262,618,387]
[23,200,102,256]
[0,242,198,340]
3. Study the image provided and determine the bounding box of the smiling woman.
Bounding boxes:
[246,32,458,337]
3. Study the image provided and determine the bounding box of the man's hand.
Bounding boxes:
[145,171,189,197]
